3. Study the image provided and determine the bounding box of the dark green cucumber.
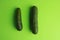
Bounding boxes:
[14,8,22,31]
[29,6,38,34]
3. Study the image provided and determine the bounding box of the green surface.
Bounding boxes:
[0,0,60,40]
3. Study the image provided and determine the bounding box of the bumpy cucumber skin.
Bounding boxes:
[14,8,22,31]
[29,6,38,34]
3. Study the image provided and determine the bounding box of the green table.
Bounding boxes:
[0,0,60,40]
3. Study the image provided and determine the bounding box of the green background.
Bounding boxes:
[0,0,60,40]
